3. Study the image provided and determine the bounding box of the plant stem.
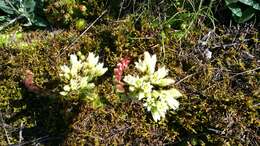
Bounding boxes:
[0,15,24,31]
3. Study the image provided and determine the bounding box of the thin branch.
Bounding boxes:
[118,0,125,20]
[0,15,24,31]
[0,111,11,145]
[175,73,195,85]
[208,128,223,135]
[5,0,20,14]
[19,122,24,144]
[253,103,260,107]
[129,37,154,40]
[230,67,260,78]
[211,38,258,49]
[204,66,260,91]
[10,135,54,146]
[58,10,107,57]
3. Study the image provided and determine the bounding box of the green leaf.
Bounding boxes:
[60,91,68,96]
[32,16,48,27]
[234,8,256,23]
[23,0,35,13]
[239,0,260,10]
[0,1,15,14]
[0,16,8,22]
[252,0,260,10]
[225,0,239,5]
[239,0,254,6]
[227,3,242,17]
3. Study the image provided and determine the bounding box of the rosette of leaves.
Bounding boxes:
[59,51,107,101]
[225,0,260,23]
[45,0,105,27]
[0,0,47,30]
[123,52,182,122]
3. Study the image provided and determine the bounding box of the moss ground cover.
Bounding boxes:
[0,0,259,145]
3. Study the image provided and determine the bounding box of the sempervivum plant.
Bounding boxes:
[123,52,182,122]
[114,57,131,93]
[59,51,107,100]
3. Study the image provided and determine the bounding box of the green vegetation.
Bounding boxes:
[123,51,182,122]
[59,51,107,105]
[0,0,259,145]
[0,0,47,30]
[225,0,260,23]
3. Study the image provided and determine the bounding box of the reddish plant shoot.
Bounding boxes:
[114,57,130,92]
[23,69,41,93]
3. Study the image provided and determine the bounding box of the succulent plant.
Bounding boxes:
[123,52,182,121]
[114,57,131,93]
[59,51,107,100]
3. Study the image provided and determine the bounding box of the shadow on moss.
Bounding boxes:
[6,79,82,145]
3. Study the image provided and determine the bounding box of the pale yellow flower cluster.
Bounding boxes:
[124,52,182,121]
[59,52,107,100]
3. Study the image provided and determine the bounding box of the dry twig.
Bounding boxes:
[19,122,24,144]
[0,111,11,145]
[58,10,107,57]
[204,66,260,91]
[175,73,195,85]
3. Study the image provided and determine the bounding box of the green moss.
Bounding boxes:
[0,11,258,145]
[44,0,107,28]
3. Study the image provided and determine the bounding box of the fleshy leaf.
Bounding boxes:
[156,78,175,86]
[135,59,146,73]
[63,85,71,91]
[167,88,182,98]
[60,91,68,96]
[95,63,108,76]
[151,108,161,122]
[124,75,139,86]
[144,51,157,74]
[123,51,183,122]
[59,51,107,101]
[87,52,99,67]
